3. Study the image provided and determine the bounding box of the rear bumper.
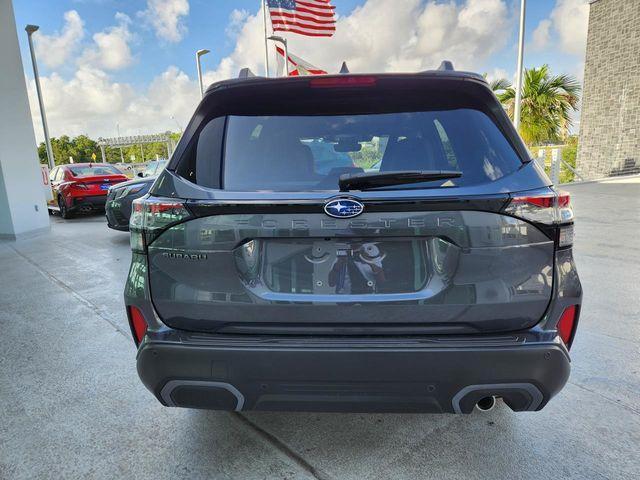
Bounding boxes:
[136,335,571,413]
[106,196,138,231]
[69,194,107,211]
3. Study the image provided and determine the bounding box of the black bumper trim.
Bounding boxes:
[137,338,570,413]
[451,383,543,413]
[160,380,245,410]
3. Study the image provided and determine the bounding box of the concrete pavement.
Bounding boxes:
[1,180,639,479]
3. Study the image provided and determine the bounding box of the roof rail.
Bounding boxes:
[438,60,455,71]
[238,68,256,79]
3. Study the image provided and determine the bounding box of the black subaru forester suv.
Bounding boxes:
[125,65,582,414]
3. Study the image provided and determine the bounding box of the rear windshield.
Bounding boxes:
[143,160,167,177]
[186,109,523,191]
[68,165,122,177]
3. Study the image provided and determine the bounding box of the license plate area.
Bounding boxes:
[235,238,441,295]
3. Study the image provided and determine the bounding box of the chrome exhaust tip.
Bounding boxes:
[475,396,496,412]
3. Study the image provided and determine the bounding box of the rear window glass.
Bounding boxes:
[190,109,523,191]
[142,160,167,177]
[68,165,122,177]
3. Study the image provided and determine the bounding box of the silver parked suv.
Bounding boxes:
[124,64,582,414]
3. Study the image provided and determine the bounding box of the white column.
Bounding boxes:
[0,0,50,239]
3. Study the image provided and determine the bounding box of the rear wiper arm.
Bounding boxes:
[339,170,462,191]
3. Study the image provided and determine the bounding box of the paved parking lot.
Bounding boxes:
[1,179,639,480]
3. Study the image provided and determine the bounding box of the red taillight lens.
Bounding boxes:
[72,182,88,190]
[511,195,555,208]
[309,76,377,88]
[505,190,574,226]
[557,305,578,349]
[128,306,148,345]
[557,192,571,208]
[129,197,191,253]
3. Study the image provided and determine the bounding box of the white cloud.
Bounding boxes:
[27,66,199,141]
[550,0,590,55]
[203,0,512,86]
[535,0,589,56]
[27,0,517,143]
[486,67,511,84]
[28,67,134,139]
[33,10,84,69]
[138,0,190,43]
[227,9,251,39]
[124,66,200,132]
[80,13,134,71]
[531,18,552,51]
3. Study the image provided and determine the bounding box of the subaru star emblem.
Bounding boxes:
[324,198,364,218]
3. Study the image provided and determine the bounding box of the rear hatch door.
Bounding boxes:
[146,75,554,335]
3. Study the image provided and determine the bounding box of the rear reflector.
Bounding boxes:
[558,224,574,247]
[310,76,377,88]
[128,306,148,345]
[557,305,578,349]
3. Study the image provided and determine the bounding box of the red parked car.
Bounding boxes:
[47,163,129,219]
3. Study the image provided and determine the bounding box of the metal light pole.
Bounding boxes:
[513,0,527,130]
[25,24,55,169]
[196,49,210,98]
[262,0,270,77]
[267,35,289,77]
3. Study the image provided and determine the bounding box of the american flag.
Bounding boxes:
[267,0,336,37]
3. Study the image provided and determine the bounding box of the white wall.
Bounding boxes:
[0,0,50,239]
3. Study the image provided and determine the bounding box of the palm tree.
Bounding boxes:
[498,65,581,145]
[487,77,512,95]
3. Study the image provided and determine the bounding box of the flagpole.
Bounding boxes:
[262,0,270,77]
[268,36,289,76]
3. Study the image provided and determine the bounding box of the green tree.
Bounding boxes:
[498,65,581,145]
[51,135,75,165]
[36,131,181,165]
[483,74,511,95]
[72,135,99,162]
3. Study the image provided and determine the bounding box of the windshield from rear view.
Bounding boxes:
[68,165,122,177]
[222,110,523,191]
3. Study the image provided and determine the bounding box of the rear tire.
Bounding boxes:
[58,195,72,219]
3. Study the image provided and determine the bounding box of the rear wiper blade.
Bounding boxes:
[338,170,462,191]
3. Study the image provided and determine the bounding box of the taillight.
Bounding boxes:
[557,305,578,349]
[129,196,190,253]
[309,76,377,88]
[127,306,148,346]
[506,191,573,224]
[505,190,574,246]
[71,182,88,190]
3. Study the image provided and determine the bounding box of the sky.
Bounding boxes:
[12,0,591,142]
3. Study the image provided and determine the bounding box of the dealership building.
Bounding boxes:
[577,0,640,179]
